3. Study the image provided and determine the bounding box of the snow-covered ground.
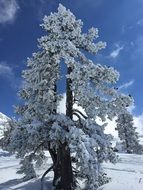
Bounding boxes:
[0,150,143,190]
[101,153,143,190]
[0,149,53,190]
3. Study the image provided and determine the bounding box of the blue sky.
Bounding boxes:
[0,0,143,117]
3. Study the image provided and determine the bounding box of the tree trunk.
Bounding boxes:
[59,66,73,190]
[66,67,73,119]
[50,66,73,190]
[48,148,60,188]
[60,143,73,190]
[49,84,62,189]
[52,149,62,189]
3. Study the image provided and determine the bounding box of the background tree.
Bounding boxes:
[116,112,142,154]
[2,4,133,190]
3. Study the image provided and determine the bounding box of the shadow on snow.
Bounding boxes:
[0,177,52,190]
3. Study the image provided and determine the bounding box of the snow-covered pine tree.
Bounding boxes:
[2,4,133,190]
[116,112,143,154]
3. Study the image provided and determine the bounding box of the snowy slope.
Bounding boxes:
[0,149,53,190]
[0,112,10,139]
[100,153,143,190]
[0,150,143,189]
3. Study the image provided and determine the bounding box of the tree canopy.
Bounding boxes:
[2,4,135,190]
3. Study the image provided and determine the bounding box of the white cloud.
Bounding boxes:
[131,36,143,61]
[133,114,143,136]
[57,93,86,119]
[0,62,14,78]
[24,0,55,21]
[102,112,143,143]
[57,93,66,114]
[137,18,143,26]
[96,117,118,139]
[110,44,124,59]
[76,0,104,9]
[118,80,134,90]
[98,113,143,142]
[0,0,19,24]
[0,62,18,88]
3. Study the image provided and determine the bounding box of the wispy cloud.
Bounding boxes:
[0,62,19,89]
[76,0,104,8]
[96,117,119,140]
[57,93,85,117]
[23,0,56,20]
[118,80,134,90]
[0,0,19,24]
[131,36,143,62]
[103,112,143,141]
[57,93,66,114]
[137,18,143,26]
[110,44,124,59]
[134,113,143,137]
[0,62,14,79]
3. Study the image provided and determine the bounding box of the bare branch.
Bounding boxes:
[41,165,54,190]
[73,97,78,103]
[41,147,61,190]
[33,141,46,155]
[73,109,88,119]
[73,112,82,126]
[73,112,81,120]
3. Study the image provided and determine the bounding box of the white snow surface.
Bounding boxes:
[0,149,53,190]
[0,150,143,190]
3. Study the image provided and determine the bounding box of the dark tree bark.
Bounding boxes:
[52,149,62,189]
[66,67,73,120]
[49,68,74,189]
[47,84,62,189]
[59,66,73,190]
[60,142,73,190]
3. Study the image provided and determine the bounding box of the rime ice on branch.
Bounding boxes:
[2,4,133,190]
